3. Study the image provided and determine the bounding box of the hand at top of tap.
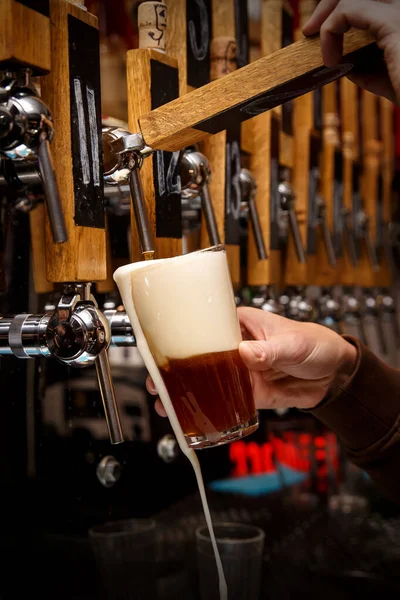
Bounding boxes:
[303,0,400,105]
[147,306,358,415]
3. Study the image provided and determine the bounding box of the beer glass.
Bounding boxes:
[114,245,258,448]
[196,522,265,600]
[89,518,157,599]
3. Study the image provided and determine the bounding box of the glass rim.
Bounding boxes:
[195,522,265,545]
[88,518,156,538]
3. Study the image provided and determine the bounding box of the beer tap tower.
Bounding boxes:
[284,0,334,323]
[0,1,61,296]
[0,0,126,445]
[355,89,388,360]
[340,78,369,342]
[378,97,399,367]
[245,0,306,315]
[0,3,386,449]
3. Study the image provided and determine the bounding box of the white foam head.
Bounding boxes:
[114,247,241,366]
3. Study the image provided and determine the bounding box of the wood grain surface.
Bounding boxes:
[340,78,359,286]
[41,1,106,282]
[138,28,376,151]
[30,204,53,294]
[127,48,182,260]
[0,0,51,73]
[284,0,318,287]
[247,0,283,287]
[201,0,240,286]
[312,82,340,286]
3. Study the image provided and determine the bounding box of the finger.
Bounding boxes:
[302,0,340,36]
[302,0,396,36]
[347,70,398,104]
[146,376,158,395]
[237,306,290,340]
[252,375,326,411]
[250,372,292,410]
[318,1,400,67]
[155,398,167,417]
[239,332,312,372]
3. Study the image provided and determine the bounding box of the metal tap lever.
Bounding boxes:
[342,209,358,267]
[342,290,367,345]
[102,127,154,260]
[357,210,379,271]
[180,148,221,246]
[318,291,343,334]
[364,291,388,356]
[279,176,306,264]
[240,168,267,261]
[37,131,67,243]
[0,73,67,244]
[377,290,400,350]
[128,166,154,259]
[95,350,123,445]
[317,197,337,267]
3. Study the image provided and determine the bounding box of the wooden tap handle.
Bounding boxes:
[41,1,106,283]
[1,2,53,293]
[210,37,237,80]
[138,29,378,152]
[299,0,318,28]
[0,0,51,74]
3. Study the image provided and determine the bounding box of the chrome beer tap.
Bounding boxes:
[278,167,306,265]
[0,70,67,243]
[377,289,400,367]
[0,284,137,444]
[342,287,368,344]
[102,126,154,260]
[251,285,283,315]
[284,287,316,323]
[317,288,343,334]
[360,288,387,358]
[239,168,267,261]
[180,146,221,247]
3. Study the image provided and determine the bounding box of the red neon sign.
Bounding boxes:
[229,431,340,492]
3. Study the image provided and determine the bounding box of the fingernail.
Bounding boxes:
[242,341,263,359]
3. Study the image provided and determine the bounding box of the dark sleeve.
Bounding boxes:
[310,335,400,502]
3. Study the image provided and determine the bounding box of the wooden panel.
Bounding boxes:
[246,112,282,285]
[362,91,380,245]
[127,49,182,260]
[247,0,284,287]
[30,204,53,294]
[41,1,106,282]
[312,82,339,286]
[201,0,240,286]
[200,130,226,247]
[0,0,51,73]
[167,0,216,255]
[96,215,114,294]
[263,0,282,118]
[166,0,188,95]
[212,0,235,38]
[138,28,377,151]
[284,0,318,287]
[340,78,358,286]
[375,97,394,288]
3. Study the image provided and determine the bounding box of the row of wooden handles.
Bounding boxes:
[0,0,392,299]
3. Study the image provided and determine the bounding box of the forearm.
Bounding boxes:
[310,336,400,501]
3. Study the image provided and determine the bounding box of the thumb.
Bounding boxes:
[239,333,306,372]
